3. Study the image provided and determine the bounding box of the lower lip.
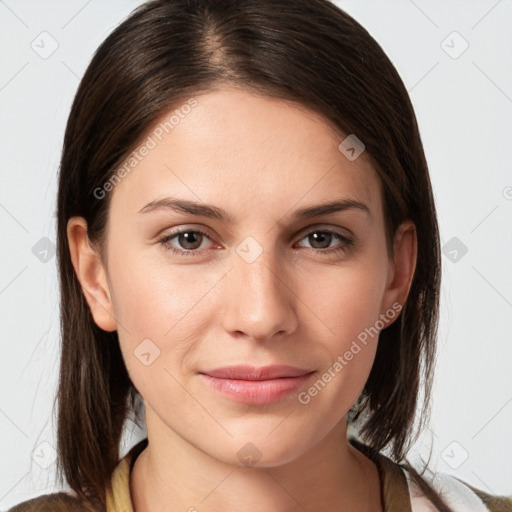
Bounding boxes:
[200,372,315,405]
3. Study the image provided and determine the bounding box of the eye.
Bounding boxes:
[158,228,215,257]
[158,226,354,258]
[295,229,353,254]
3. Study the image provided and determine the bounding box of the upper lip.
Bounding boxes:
[200,365,314,380]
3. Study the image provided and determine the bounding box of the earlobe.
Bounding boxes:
[382,220,417,316]
[67,217,117,332]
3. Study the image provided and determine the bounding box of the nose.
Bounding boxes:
[221,245,298,342]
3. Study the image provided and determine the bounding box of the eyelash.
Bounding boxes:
[157,227,354,258]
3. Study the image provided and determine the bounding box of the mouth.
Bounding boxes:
[199,365,316,405]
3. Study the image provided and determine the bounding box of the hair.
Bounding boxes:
[54,0,446,509]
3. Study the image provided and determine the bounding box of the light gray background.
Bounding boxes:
[1,0,511,509]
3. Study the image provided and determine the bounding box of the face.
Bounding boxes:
[70,85,415,467]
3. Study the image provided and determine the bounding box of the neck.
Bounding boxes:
[130,407,382,512]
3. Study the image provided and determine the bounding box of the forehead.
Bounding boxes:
[109,86,383,220]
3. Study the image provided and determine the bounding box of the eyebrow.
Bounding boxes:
[138,197,371,222]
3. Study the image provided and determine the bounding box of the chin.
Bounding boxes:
[209,433,312,469]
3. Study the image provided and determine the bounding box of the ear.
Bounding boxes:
[67,217,117,332]
[381,220,417,318]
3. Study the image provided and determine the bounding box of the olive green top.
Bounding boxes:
[8,438,512,511]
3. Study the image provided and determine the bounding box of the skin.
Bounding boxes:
[67,85,417,512]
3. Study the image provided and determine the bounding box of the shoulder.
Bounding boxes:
[403,467,512,512]
[461,481,512,512]
[6,492,98,512]
[349,438,512,512]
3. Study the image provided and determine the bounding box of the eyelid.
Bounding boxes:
[160,226,218,247]
[294,223,353,240]
[158,223,354,257]
[159,223,352,244]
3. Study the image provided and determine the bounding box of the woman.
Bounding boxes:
[9,0,512,511]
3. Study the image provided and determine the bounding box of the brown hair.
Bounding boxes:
[55,0,447,509]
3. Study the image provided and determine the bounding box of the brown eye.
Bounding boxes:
[175,231,203,250]
[307,231,333,249]
[159,228,214,257]
[296,229,353,254]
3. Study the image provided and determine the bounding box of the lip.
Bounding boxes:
[201,364,314,380]
[199,365,316,405]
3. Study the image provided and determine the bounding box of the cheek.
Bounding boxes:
[297,259,388,398]
[107,247,220,380]
[295,273,383,422]
[109,243,206,332]
[304,259,388,345]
